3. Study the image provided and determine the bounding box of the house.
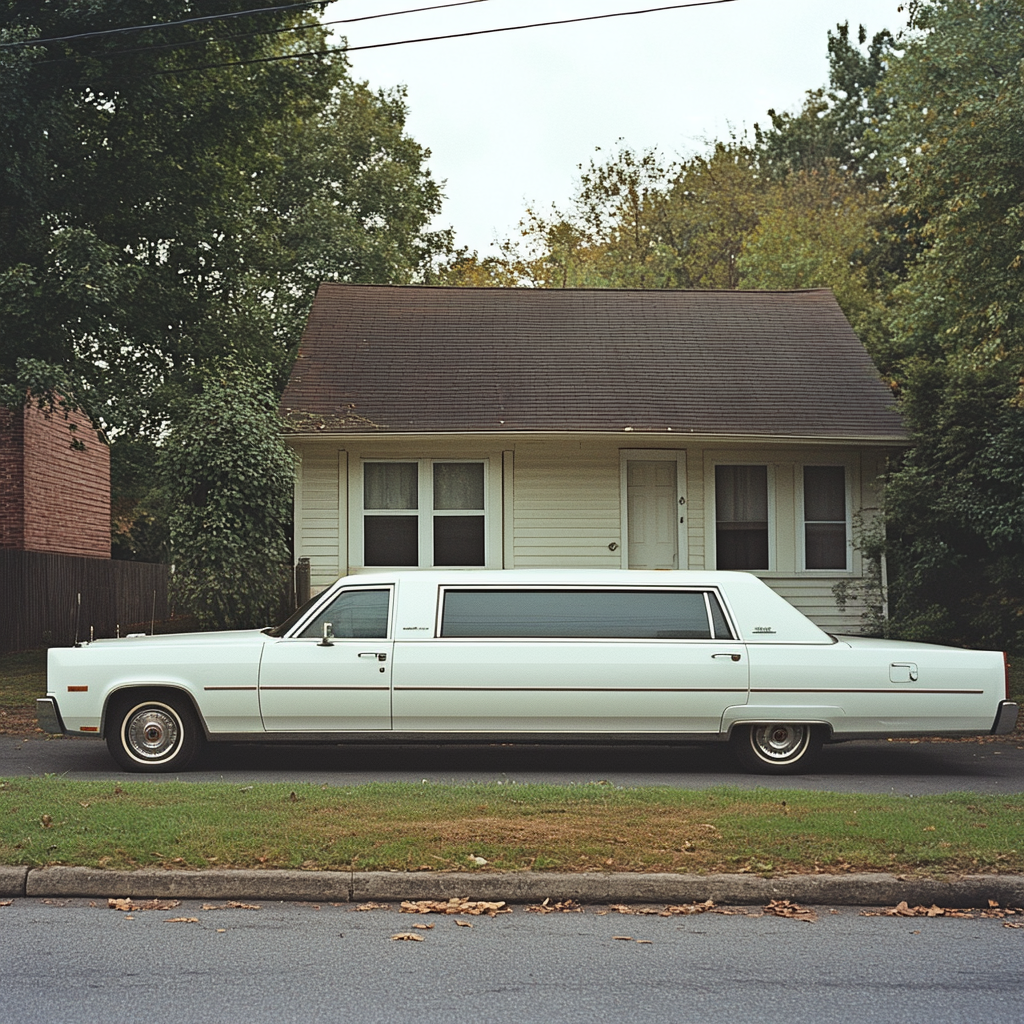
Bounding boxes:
[281,284,906,631]
[0,402,110,558]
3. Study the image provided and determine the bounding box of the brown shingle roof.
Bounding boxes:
[281,284,905,440]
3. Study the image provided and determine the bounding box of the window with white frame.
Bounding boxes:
[802,465,848,570]
[714,465,769,570]
[362,461,486,567]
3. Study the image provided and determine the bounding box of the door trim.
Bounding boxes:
[619,449,688,570]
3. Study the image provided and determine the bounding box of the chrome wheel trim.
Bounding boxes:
[750,723,810,764]
[123,704,182,763]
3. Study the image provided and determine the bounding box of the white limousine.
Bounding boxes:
[38,570,1018,774]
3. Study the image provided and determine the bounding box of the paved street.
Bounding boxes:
[2,733,1022,794]
[2,898,1021,1024]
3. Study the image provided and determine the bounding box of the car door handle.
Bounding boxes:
[712,653,742,662]
[358,652,387,662]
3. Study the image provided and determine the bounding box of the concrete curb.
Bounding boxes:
[5,867,1023,907]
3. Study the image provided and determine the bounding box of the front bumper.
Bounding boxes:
[35,698,66,735]
[992,701,1019,735]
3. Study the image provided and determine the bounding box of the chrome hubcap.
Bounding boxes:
[125,707,180,761]
[751,724,808,762]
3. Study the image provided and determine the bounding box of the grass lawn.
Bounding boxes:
[0,778,1022,877]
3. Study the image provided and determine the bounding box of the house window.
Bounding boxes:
[363,461,485,567]
[715,465,769,570]
[803,466,848,570]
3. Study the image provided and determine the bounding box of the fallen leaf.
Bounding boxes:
[612,935,633,941]
[200,902,261,911]
[764,900,817,922]
[164,917,199,923]
[400,898,510,917]
[0,900,12,908]
[636,940,653,944]
[390,932,425,942]
[454,920,472,928]
[526,899,583,914]
[108,898,180,912]
[356,902,390,912]
[412,923,434,930]
[40,814,52,828]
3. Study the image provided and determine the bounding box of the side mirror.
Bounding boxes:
[317,621,335,647]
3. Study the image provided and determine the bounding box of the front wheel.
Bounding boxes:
[731,723,823,774]
[106,692,202,772]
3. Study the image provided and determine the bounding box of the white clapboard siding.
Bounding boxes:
[513,448,621,567]
[298,450,341,587]
[765,577,872,635]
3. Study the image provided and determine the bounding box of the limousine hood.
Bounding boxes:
[75,629,268,648]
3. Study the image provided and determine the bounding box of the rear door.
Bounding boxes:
[392,587,747,734]
[258,586,394,731]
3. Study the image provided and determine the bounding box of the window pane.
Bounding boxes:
[708,593,734,639]
[433,515,485,566]
[715,465,768,570]
[804,466,845,522]
[298,589,390,639]
[441,590,713,639]
[434,463,484,510]
[805,523,847,570]
[364,515,418,565]
[364,463,417,510]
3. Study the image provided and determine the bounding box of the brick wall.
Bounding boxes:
[0,406,26,549]
[0,404,111,558]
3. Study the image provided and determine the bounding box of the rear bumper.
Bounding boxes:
[992,701,1019,735]
[35,698,66,735]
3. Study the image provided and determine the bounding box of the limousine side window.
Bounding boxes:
[440,589,735,640]
[297,588,391,639]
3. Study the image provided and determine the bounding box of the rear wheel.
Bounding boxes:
[106,692,201,772]
[731,723,822,774]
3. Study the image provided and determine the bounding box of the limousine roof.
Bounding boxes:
[283,285,906,442]
[336,569,832,644]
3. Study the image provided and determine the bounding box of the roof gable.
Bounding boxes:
[282,284,905,440]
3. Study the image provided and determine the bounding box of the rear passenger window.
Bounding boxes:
[441,589,730,639]
[298,589,391,639]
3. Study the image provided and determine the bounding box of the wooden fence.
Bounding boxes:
[0,550,169,653]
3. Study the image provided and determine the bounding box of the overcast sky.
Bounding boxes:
[325,0,907,257]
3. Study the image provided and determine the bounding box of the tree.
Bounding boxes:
[161,360,294,630]
[737,163,887,337]
[0,1,448,433]
[753,21,896,182]
[875,0,1024,649]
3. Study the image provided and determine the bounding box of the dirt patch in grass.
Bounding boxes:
[0,707,44,736]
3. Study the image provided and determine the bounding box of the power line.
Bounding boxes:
[0,2,328,49]
[33,1,493,65]
[157,0,743,76]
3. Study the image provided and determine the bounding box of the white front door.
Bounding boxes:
[627,459,679,569]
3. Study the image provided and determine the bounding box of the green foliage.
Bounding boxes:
[161,361,294,630]
[2,1,448,565]
[875,0,1024,650]
[737,162,888,336]
[754,22,897,182]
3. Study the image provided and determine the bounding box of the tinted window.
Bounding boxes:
[298,589,391,639]
[441,589,718,639]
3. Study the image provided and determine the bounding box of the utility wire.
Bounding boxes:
[32,1,492,64]
[157,0,743,76]
[0,2,328,49]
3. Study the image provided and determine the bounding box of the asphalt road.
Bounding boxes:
[3,898,1021,1024]
[2,733,1022,793]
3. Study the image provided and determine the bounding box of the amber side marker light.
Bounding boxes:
[67,686,88,692]
[80,726,98,732]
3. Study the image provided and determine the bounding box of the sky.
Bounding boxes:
[325,0,908,257]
